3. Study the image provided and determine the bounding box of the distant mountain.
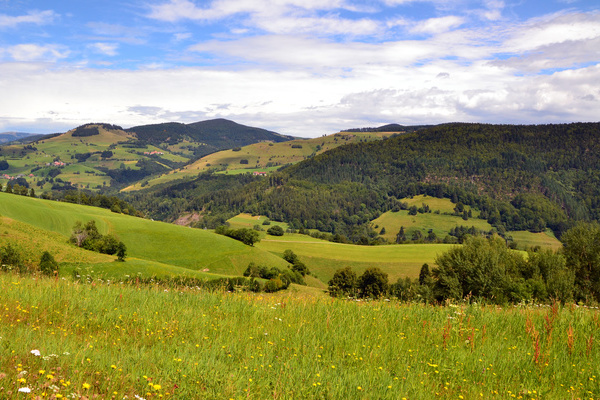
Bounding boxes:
[0,131,37,144]
[343,123,433,133]
[0,119,295,193]
[127,118,294,157]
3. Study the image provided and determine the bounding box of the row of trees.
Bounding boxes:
[329,222,600,304]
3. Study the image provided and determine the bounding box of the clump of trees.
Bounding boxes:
[215,226,260,246]
[243,261,305,292]
[328,267,389,299]
[267,225,284,236]
[282,249,310,276]
[69,220,127,261]
[329,222,600,304]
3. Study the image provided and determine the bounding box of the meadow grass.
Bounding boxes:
[1,272,598,399]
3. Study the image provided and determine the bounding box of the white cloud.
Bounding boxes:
[411,16,465,34]
[147,0,380,36]
[89,42,119,56]
[503,12,600,53]
[2,44,69,62]
[0,10,57,28]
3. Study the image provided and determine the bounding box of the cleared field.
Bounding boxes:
[509,230,562,251]
[373,210,492,242]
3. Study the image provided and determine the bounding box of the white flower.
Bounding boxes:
[30,349,41,356]
[18,387,32,393]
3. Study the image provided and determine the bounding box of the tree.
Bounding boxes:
[561,222,600,302]
[39,251,58,276]
[396,226,406,243]
[433,236,526,303]
[419,263,431,285]
[328,267,357,297]
[0,160,8,170]
[267,225,284,236]
[357,267,389,299]
[116,242,127,261]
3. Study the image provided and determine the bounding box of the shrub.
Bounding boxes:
[39,251,58,276]
[0,243,25,273]
[267,225,284,236]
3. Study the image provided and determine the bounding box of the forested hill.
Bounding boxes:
[127,122,600,242]
[127,118,293,156]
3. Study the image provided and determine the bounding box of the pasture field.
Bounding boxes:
[0,192,289,278]
[509,230,562,251]
[372,195,491,242]
[1,273,599,399]
[257,239,455,284]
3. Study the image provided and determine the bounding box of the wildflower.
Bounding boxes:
[82,383,91,389]
[30,349,41,356]
[18,387,31,393]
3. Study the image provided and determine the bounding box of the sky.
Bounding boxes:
[0,0,599,137]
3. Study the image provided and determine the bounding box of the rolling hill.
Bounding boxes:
[0,119,293,192]
[122,130,393,191]
[0,191,289,280]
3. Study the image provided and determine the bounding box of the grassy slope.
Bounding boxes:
[0,192,288,277]
[122,131,392,191]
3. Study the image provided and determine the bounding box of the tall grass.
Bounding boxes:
[1,272,598,399]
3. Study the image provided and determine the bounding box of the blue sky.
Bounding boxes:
[0,0,599,137]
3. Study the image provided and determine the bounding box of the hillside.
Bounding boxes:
[0,119,293,192]
[126,122,600,243]
[123,130,391,191]
[0,192,289,279]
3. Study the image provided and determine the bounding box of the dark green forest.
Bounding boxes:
[126,122,600,243]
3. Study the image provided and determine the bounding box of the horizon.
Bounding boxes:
[1,0,599,137]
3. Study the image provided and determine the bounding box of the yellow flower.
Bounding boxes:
[82,383,91,389]
[153,384,162,390]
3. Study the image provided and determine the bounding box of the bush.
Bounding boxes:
[267,225,284,236]
[0,243,25,273]
[39,251,58,276]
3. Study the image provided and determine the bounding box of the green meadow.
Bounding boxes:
[1,273,599,399]
[257,239,454,284]
[0,192,288,279]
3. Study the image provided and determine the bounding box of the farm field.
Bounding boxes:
[1,273,598,399]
